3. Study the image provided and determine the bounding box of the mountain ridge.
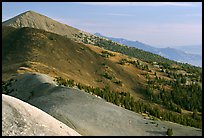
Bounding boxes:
[3,11,201,67]
[2,11,202,134]
[94,33,202,67]
[2,10,81,39]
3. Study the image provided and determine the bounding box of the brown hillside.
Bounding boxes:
[2,26,149,99]
[2,11,202,130]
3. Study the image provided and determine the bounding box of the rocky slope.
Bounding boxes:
[2,94,81,136]
[3,72,202,136]
[2,10,81,39]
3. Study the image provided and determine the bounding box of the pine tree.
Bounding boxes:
[167,128,173,136]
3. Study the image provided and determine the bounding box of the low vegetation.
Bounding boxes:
[2,79,15,94]
[101,50,115,58]
[101,72,113,80]
[118,58,150,71]
[53,77,202,129]
[74,32,177,65]
[114,80,122,86]
[74,32,201,79]
[167,128,173,136]
[144,68,202,113]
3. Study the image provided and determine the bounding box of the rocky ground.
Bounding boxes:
[3,72,202,136]
[2,94,81,136]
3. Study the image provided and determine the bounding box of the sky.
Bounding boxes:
[2,2,202,48]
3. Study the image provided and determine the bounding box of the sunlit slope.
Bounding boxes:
[2,10,80,39]
[3,72,202,136]
[2,94,81,136]
[2,26,144,96]
[2,26,202,129]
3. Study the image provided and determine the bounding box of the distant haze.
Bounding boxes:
[2,2,202,48]
[173,45,202,56]
[95,33,202,67]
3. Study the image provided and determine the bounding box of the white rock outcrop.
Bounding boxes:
[2,94,81,136]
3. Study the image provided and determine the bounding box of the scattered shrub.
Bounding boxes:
[167,128,173,136]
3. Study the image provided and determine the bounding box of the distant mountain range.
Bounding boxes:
[95,33,202,67]
[174,45,202,56]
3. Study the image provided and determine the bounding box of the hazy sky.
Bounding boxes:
[2,2,202,48]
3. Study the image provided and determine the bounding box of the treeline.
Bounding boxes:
[171,82,202,112]
[101,50,115,58]
[145,71,202,113]
[75,33,202,77]
[74,33,175,65]
[144,86,182,114]
[2,79,15,94]
[150,61,202,80]
[165,69,201,83]
[54,76,202,129]
[118,58,150,71]
[95,36,202,75]
[94,37,174,65]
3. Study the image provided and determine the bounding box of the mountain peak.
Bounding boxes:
[2,10,80,39]
[94,33,103,37]
[23,10,36,14]
[16,10,42,17]
[25,10,36,13]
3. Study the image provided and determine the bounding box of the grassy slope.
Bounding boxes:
[2,26,145,98]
